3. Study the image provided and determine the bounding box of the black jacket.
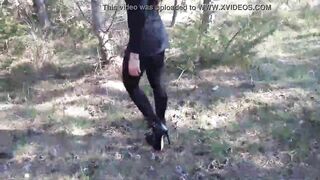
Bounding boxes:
[125,0,169,56]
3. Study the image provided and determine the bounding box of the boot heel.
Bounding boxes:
[145,120,171,151]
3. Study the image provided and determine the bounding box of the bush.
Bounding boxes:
[8,37,27,57]
[0,7,27,40]
[171,16,221,72]
[0,57,15,70]
[171,11,280,72]
[8,60,37,88]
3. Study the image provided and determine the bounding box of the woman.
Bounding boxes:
[122,0,170,151]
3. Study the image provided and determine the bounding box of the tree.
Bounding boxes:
[198,0,212,64]
[201,0,211,33]
[170,0,179,27]
[76,0,118,67]
[33,0,51,29]
[1,0,9,6]
[91,0,108,65]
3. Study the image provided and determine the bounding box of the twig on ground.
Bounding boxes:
[177,67,186,81]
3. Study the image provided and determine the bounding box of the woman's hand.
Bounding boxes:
[128,52,141,77]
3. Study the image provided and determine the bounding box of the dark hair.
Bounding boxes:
[150,0,160,5]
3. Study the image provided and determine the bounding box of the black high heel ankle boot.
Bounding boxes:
[145,121,170,151]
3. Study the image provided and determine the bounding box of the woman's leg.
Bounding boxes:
[122,51,157,125]
[146,51,168,123]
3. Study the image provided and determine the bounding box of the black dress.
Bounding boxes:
[125,0,169,56]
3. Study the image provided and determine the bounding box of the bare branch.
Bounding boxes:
[224,28,241,51]
[220,28,241,60]
[75,1,92,26]
[101,6,118,34]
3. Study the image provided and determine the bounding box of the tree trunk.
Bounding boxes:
[170,0,178,27]
[1,0,9,6]
[33,0,51,29]
[91,0,109,65]
[201,0,211,33]
[198,0,211,65]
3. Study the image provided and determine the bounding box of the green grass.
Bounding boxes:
[143,84,153,97]
[23,106,38,120]
[51,116,94,133]
[0,2,319,179]
[12,106,38,121]
[13,136,29,156]
[0,78,10,92]
[0,57,15,70]
[191,100,320,165]
[210,140,231,161]
[188,129,231,161]
[101,103,125,121]
[69,117,92,129]
[252,59,317,87]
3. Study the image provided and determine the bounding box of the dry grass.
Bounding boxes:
[0,4,320,179]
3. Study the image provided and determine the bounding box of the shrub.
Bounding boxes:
[0,57,15,70]
[8,60,37,88]
[0,7,27,40]
[171,11,280,72]
[8,37,27,57]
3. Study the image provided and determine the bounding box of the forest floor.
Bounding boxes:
[0,24,320,179]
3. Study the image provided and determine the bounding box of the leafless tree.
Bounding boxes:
[170,0,179,27]
[33,0,51,29]
[91,0,108,65]
[76,0,118,66]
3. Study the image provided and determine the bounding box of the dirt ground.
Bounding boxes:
[1,19,320,180]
